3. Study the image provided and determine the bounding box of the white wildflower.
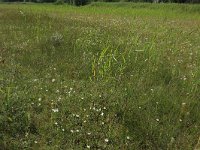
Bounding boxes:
[52,108,59,113]
[19,10,24,15]
[58,97,61,101]
[33,79,38,82]
[182,102,186,106]
[70,130,74,133]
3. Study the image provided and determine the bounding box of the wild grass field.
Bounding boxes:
[0,2,200,149]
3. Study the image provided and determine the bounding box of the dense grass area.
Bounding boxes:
[91,2,200,14]
[0,3,200,149]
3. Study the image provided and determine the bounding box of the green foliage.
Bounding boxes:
[54,0,64,4]
[0,3,200,149]
[73,0,89,6]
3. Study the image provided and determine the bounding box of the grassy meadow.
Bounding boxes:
[0,3,200,149]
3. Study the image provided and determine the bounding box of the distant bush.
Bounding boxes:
[55,0,64,4]
[73,0,89,6]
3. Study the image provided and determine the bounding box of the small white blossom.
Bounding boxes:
[19,10,24,15]
[70,130,74,133]
[52,79,56,82]
[33,79,38,82]
[58,97,61,101]
[182,102,186,106]
[105,138,109,143]
[156,119,160,122]
[52,108,59,113]
[25,132,29,137]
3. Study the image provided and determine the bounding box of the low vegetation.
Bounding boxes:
[0,3,200,149]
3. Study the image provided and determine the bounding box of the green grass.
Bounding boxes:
[0,2,200,149]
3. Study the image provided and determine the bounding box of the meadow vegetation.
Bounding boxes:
[0,3,200,149]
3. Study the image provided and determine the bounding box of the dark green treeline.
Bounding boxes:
[1,0,199,7]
